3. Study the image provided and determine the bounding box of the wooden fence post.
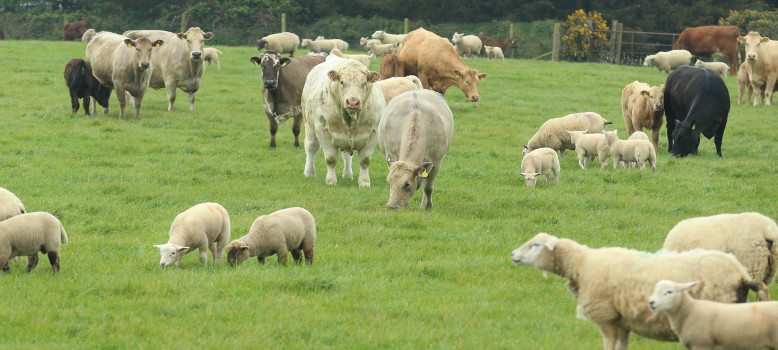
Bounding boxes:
[281,13,286,32]
[552,22,561,62]
[404,18,409,34]
[615,22,623,64]
[609,20,618,63]
[509,22,514,38]
[585,19,593,62]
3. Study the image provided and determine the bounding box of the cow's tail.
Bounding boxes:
[67,61,87,90]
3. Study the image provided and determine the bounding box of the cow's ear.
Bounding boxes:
[366,71,381,83]
[762,37,770,43]
[675,119,682,127]
[452,68,463,77]
[737,36,745,44]
[124,38,136,48]
[177,33,187,40]
[641,90,650,97]
[415,162,433,178]
[153,40,164,48]
[204,32,214,40]
[659,84,665,91]
[328,70,340,81]
[279,58,291,67]
[250,56,261,65]
[477,72,487,80]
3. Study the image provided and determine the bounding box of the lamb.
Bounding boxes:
[451,32,483,58]
[567,130,610,169]
[605,130,657,171]
[360,36,381,49]
[0,187,26,221]
[329,48,371,68]
[225,207,315,266]
[371,30,406,45]
[0,212,68,273]
[374,75,423,104]
[511,232,763,350]
[523,112,612,155]
[257,32,300,57]
[301,38,348,53]
[649,279,778,349]
[662,212,778,301]
[627,130,649,141]
[694,59,730,77]
[484,45,504,60]
[519,147,560,187]
[737,62,754,105]
[154,202,231,267]
[642,50,693,73]
[202,47,222,70]
[366,42,397,57]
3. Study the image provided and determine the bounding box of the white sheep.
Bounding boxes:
[366,41,397,57]
[257,32,300,56]
[511,232,763,350]
[694,59,730,77]
[301,38,348,53]
[0,212,68,273]
[374,75,423,104]
[154,202,231,267]
[484,45,504,60]
[360,36,381,49]
[662,212,778,301]
[371,30,406,44]
[225,207,315,266]
[523,112,612,155]
[605,130,657,171]
[329,48,371,68]
[519,147,560,187]
[451,32,482,58]
[642,50,692,73]
[0,187,25,221]
[627,130,649,141]
[649,279,778,349]
[202,47,222,70]
[567,130,610,169]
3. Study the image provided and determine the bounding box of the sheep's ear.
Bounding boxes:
[240,245,250,252]
[153,244,165,250]
[279,57,291,67]
[250,56,261,65]
[677,281,698,291]
[177,246,190,254]
[328,70,340,81]
[543,237,558,251]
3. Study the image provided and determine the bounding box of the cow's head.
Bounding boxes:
[250,51,290,90]
[95,84,112,108]
[739,31,770,62]
[670,119,700,157]
[385,155,432,210]
[177,27,214,61]
[327,61,381,116]
[124,37,164,70]
[452,68,486,102]
[650,84,665,112]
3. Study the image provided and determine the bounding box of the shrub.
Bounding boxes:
[561,9,609,61]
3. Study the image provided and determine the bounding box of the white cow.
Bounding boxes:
[301,55,385,187]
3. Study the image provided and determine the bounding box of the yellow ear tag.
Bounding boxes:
[421,170,429,178]
[126,43,133,48]
[280,61,289,67]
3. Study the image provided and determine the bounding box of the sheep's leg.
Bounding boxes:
[576,150,586,169]
[198,247,208,266]
[188,92,196,112]
[165,82,177,111]
[276,247,289,265]
[292,115,302,148]
[24,254,39,273]
[615,327,630,350]
[341,150,354,179]
[291,249,302,263]
[208,242,218,263]
[598,323,624,350]
[0,256,8,273]
[47,251,59,273]
[257,255,265,264]
[302,240,314,265]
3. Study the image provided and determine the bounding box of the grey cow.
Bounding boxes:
[379,90,454,210]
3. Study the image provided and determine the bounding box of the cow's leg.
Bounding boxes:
[24,254,39,273]
[133,92,145,120]
[188,92,196,112]
[47,251,59,273]
[341,150,353,179]
[357,148,373,188]
[752,81,765,106]
[165,82,177,111]
[321,142,339,186]
[115,86,127,119]
[714,121,727,158]
[70,90,80,114]
[764,76,776,106]
[303,122,319,178]
[267,112,278,148]
[420,164,440,210]
[292,115,302,148]
[83,94,92,116]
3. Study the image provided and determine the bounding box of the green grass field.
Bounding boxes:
[0,40,776,349]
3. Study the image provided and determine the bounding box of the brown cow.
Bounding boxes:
[379,53,404,79]
[477,32,515,57]
[399,28,486,102]
[62,20,90,41]
[672,26,739,75]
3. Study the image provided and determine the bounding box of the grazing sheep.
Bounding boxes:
[301,38,348,53]
[257,32,300,57]
[628,131,649,141]
[663,212,778,301]
[360,36,381,49]
[484,45,504,60]
[0,187,25,222]
[451,32,483,58]
[371,30,406,45]
[643,50,693,73]
[649,279,778,349]
[511,233,762,350]
[225,207,315,265]
[366,42,397,57]
[329,48,371,68]
[519,148,560,187]
[154,202,231,267]
[737,62,753,105]
[0,212,68,273]
[375,75,423,104]
[694,59,730,77]
[605,130,657,171]
[567,130,610,169]
[523,112,612,155]
[202,47,222,70]
[621,81,664,150]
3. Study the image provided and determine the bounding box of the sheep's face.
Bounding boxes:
[154,243,190,267]
[603,130,618,145]
[452,32,463,44]
[649,280,697,312]
[327,62,380,116]
[385,158,432,210]
[177,27,213,61]
[370,30,384,40]
[643,55,655,67]
[519,172,539,187]
[670,120,700,157]
[226,242,251,266]
[452,68,486,102]
[511,233,558,270]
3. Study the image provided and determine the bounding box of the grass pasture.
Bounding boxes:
[0,40,776,349]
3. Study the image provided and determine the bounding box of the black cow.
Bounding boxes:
[64,59,112,116]
[664,66,730,157]
[250,51,325,148]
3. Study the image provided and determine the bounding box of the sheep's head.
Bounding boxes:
[177,27,213,61]
[511,233,559,270]
[225,241,251,266]
[649,280,698,312]
[566,130,587,144]
[452,32,464,44]
[519,172,539,187]
[154,243,190,267]
[371,30,384,40]
[603,130,619,145]
[327,61,380,116]
[385,156,432,210]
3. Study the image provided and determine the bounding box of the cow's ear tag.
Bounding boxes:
[280,61,289,67]
[421,170,428,178]
[127,43,133,48]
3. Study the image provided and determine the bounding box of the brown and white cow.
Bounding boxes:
[673,26,740,76]
[250,51,325,148]
[86,31,164,119]
[738,31,778,106]
[123,27,213,112]
[63,20,90,41]
[399,28,486,102]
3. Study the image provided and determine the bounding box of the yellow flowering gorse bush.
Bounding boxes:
[562,9,609,61]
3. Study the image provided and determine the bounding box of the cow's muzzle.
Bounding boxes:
[346,98,361,110]
[264,80,278,90]
[469,95,480,102]
[191,51,202,60]
[139,62,150,69]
